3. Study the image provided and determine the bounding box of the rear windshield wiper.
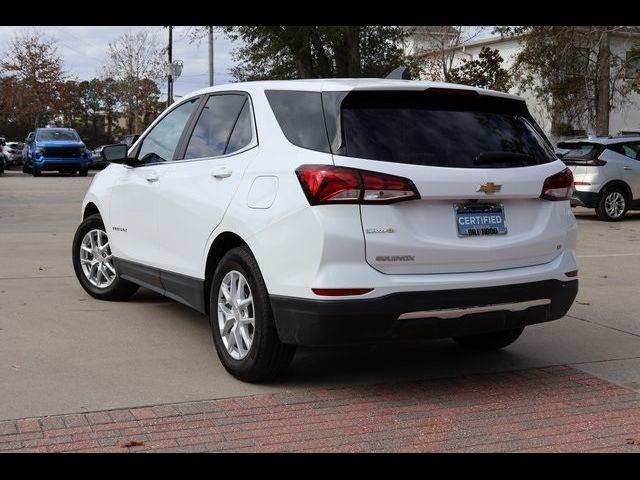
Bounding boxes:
[474,152,534,166]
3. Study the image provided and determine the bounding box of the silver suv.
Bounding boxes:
[559,136,640,221]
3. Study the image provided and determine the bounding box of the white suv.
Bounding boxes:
[559,136,640,221]
[72,79,579,382]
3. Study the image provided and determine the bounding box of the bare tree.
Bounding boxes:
[1,30,67,129]
[407,26,488,82]
[103,30,165,133]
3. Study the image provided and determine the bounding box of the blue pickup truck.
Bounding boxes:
[23,128,90,177]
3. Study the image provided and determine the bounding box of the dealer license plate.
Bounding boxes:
[455,203,507,236]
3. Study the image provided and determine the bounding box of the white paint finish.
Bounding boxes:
[247,176,279,209]
[83,79,578,315]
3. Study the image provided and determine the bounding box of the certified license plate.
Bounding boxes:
[455,203,507,236]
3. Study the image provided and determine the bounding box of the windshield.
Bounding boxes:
[338,91,556,168]
[36,129,80,142]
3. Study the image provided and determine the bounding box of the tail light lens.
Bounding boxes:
[541,168,574,201]
[296,165,420,205]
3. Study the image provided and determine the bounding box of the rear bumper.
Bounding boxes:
[271,279,578,346]
[571,190,599,208]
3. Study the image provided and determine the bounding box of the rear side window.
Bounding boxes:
[338,91,556,168]
[619,143,640,160]
[265,90,330,153]
[184,94,248,159]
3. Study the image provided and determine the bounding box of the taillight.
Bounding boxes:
[540,168,574,201]
[296,165,420,205]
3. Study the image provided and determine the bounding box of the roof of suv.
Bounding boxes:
[559,136,640,146]
[184,78,523,102]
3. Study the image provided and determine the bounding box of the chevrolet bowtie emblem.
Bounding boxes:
[477,182,502,194]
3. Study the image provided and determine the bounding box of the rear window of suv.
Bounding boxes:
[557,142,604,161]
[337,91,556,168]
[266,89,555,168]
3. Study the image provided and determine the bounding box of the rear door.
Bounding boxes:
[154,93,257,278]
[328,89,569,275]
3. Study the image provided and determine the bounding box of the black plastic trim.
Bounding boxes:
[270,279,578,346]
[114,258,206,314]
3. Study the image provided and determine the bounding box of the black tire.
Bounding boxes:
[79,168,88,177]
[209,247,295,382]
[72,213,139,301]
[22,163,29,174]
[32,167,41,177]
[596,187,628,221]
[454,327,525,351]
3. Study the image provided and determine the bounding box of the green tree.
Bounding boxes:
[448,47,511,92]
[191,26,408,81]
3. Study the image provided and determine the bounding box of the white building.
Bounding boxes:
[406,27,640,141]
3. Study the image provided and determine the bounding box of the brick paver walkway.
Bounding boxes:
[2,365,639,453]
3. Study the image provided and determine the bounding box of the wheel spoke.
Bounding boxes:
[233,328,246,356]
[239,327,252,350]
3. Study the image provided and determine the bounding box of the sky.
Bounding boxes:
[0,26,496,100]
[0,26,238,99]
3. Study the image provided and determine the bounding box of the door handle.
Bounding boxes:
[211,166,232,179]
[145,172,159,182]
[623,166,633,171]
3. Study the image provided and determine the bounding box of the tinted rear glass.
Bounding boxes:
[339,91,556,168]
[557,142,604,160]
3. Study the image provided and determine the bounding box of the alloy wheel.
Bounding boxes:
[217,270,255,360]
[604,191,625,219]
[79,229,116,288]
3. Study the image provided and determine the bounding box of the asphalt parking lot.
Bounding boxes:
[1,169,640,424]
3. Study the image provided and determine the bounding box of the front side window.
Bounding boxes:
[183,94,250,160]
[137,98,198,164]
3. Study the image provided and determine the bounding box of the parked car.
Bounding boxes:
[72,80,579,382]
[89,146,109,169]
[560,136,640,221]
[0,137,5,172]
[23,128,90,176]
[3,142,24,167]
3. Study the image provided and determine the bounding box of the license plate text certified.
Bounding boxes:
[455,203,507,237]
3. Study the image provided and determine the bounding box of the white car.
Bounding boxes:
[559,136,640,221]
[72,79,579,382]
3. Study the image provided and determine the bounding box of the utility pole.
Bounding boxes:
[208,26,214,86]
[167,26,173,107]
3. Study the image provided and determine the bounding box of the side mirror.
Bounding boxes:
[82,138,90,144]
[101,144,131,165]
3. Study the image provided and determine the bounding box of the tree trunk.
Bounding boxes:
[293,36,314,78]
[345,26,361,77]
[595,28,611,136]
[311,30,333,77]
